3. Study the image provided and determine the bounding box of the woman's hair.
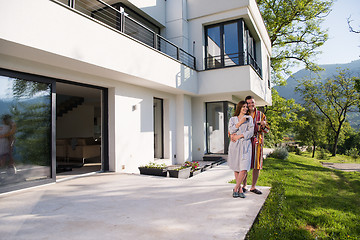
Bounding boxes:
[233,101,249,116]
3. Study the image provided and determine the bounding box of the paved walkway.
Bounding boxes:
[0,163,270,240]
[321,162,360,172]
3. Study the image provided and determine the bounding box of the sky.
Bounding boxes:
[310,0,360,65]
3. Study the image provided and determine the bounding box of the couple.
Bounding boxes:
[228,96,269,198]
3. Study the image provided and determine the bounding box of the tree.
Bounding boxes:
[295,69,360,156]
[10,79,52,166]
[12,78,49,98]
[337,128,360,155]
[264,88,304,146]
[257,0,333,85]
[294,107,326,158]
[347,16,360,34]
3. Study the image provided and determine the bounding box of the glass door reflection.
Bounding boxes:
[0,75,52,192]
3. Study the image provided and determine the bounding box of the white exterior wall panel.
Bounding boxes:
[129,0,166,26]
[0,0,198,95]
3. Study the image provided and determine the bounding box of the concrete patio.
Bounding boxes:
[0,163,270,240]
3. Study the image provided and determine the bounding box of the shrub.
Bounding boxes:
[306,146,312,153]
[317,148,330,160]
[269,147,289,160]
[287,145,297,152]
[346,148,359,161]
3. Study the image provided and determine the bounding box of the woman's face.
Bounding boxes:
[241,104,248,114]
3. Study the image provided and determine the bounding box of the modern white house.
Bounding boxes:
[0,0,271,193]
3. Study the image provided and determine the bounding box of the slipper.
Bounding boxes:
[233,189,240,198]
[250,189,262,194]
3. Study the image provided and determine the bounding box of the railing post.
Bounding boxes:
[68,0,74,8]
[177,47,180,61]
[154,34,158,50]
[120,7,125,33]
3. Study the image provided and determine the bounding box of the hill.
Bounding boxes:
[275,59,360,102]
[274,59,360,130]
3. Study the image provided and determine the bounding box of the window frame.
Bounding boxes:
[204,19,260,76]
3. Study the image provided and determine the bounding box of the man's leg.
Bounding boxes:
[251,169,260,190]
[249,169,262,194]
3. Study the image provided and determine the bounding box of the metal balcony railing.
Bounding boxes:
[56,0,196,69]
[205,52,262,77]
[247,53,262,77]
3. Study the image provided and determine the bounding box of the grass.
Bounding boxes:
[300,151,359,164]
[242,153,360,240]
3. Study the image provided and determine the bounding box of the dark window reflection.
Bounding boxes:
[0,75,51,190]
[205,19,261,77]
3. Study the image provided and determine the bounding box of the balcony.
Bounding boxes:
[56,0,196,69]
[205,52,262,77]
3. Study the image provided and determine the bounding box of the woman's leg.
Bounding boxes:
[236,170,247,193]
[233,171,239,191]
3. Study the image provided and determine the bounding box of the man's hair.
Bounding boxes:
[245,96,254,101]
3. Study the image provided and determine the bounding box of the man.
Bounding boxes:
[242,96,269,194]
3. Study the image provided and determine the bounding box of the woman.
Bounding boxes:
[0,114,16,173]
[0,118,10,168]
[228,101,254,198]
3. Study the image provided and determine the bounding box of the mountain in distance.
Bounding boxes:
[274,59,360,130]
[275,59,360,103]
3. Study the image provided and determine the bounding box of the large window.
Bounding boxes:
[205,19,261,76]
[0,71,53,193]
[153,98,163,159]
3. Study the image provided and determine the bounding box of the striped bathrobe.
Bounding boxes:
[250,108,269,170]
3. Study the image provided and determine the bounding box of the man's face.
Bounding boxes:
[246,98,256,111]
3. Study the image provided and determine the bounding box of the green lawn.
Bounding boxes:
[244,153,360,240]
[301,151,359,164]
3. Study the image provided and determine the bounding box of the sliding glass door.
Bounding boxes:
[0,70,53,193]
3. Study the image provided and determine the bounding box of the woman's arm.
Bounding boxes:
[242,119,254,140]
[228,117,239,134]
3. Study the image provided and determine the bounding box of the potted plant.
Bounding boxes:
[168,165,191,179]
[184,161,200,177]
[138,162,167,177]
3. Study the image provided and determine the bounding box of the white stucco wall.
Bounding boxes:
[165,0,189,52]
[0,0,272,177]
[0,53,184,174]
[186,0,272,106]
[128,0,166,26]
[175,94,193,164]
[112,82,180,173]
[0,0,197,95]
